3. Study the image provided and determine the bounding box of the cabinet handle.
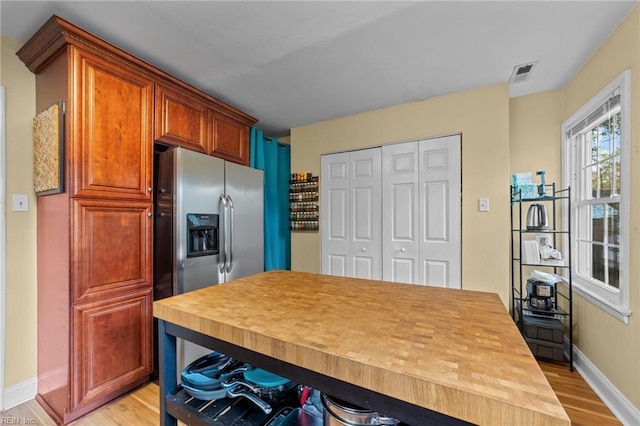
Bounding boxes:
[147,212,153,218]
[361,247,366,252]
[148,187,153,193]
[400,247,406,253]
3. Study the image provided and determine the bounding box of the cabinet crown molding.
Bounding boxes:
[16,14,258,127]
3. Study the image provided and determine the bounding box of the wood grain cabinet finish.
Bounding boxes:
[72,199,152,304]
[210,112,250,165]
[72,49,153,201]
[154,83,208,152]
[17,14,256,424]
[72,289,152,410]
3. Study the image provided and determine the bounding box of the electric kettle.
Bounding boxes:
[526,203,549,230]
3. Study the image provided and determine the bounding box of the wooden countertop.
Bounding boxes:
[153,270,570,425]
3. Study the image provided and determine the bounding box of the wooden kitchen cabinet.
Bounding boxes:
[18,14,256,424]
[154,83,208,153]
[72,199,152,304]
[71,49,153,201]
[155,84,252,164]
[209,111,250,165]
[18,16,155,425]
[72,289,153,410]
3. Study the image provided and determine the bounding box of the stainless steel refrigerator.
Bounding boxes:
[154,147,264,371]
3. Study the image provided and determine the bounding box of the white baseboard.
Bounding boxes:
[571,344,640,426]
[3,377,37,410]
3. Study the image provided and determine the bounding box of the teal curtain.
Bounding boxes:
[250,127,291,270]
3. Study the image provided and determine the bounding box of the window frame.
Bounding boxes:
[561,69,631,324]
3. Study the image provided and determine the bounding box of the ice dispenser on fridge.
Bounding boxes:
[186,213,219,257]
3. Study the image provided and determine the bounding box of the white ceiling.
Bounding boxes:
[1,1,637,136]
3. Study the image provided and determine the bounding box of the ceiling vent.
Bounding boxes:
[509,61,538,84]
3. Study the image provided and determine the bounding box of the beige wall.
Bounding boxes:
[561,6,640,408]
[1,36,37,388]
[509,89,563,183]
[290,83,512,303]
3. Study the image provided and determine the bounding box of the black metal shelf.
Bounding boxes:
[510,182,573,371]
[511,228,570,234]
[515,259,570,268]
[518,300,569,316]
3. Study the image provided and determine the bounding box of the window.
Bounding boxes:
[562,70,631,323]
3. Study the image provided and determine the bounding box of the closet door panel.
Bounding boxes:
[423,181,449,240]
[349,148,381,280]
[321,153,350,277]
[328,189,348,239]
[328,255,347,277]
[391,258,415,284]
[418,135,461,288]
[423,260,449,288]
[382,142,419,283]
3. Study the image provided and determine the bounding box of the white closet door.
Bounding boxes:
[349,148,382,280]
[418,134,461,288]
[321,152,350,277]
[382,142,419,284]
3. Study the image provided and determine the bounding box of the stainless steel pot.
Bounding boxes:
[526,203,549,230]
[321,394,399,425]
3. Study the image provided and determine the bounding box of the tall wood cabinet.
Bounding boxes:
[17,15,257,424]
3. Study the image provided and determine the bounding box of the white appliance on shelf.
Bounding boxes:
[154,147,264,373]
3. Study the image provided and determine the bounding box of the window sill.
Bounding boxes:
[571,283,632,324]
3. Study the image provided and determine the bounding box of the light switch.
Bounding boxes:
[478,197,489,212]
[12,194,29,212]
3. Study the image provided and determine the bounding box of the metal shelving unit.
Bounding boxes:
[510,183,573,370]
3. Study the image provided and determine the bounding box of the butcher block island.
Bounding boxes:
[153,270,569,425]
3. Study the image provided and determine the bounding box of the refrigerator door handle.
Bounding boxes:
[219,194,228,273]
[226,195,234,273]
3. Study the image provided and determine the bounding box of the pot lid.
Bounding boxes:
[243,367,289,387]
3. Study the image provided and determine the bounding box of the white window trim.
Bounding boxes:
[561,69,631,324]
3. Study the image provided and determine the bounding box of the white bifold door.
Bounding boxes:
[382,134,461,288]
[321,148,382,279]
[321,134,461,288]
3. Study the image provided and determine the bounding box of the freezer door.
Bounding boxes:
[176,148,225,293]
[174,148,226,372]
[223,161,264,283]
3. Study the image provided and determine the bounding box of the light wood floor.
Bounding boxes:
[539,361,621,426]
[1,362,622,425]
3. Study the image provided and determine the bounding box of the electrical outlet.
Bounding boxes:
[478,198,489,212]
[12,194,29,212]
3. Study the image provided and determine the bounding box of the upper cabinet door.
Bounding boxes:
[72,48,153,201]
[209,112,249,165]
[154,83,208,153]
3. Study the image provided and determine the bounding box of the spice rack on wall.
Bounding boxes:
[290,172,319,231]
